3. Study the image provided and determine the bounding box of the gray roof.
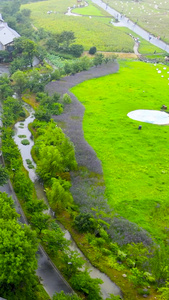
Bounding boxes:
[0,22,20,46]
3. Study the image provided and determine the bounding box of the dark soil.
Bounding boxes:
[46,62,119,212]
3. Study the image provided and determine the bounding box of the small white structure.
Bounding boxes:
[0,14,20,51]
[127,109,169,125]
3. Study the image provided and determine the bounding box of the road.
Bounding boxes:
[91,0,169,53]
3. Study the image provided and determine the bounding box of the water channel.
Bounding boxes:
[13,103,123,299]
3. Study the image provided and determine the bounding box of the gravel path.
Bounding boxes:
[46,62,119,212]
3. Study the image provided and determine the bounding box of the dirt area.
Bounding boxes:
[46,62,119,212]
[83,51,138,59]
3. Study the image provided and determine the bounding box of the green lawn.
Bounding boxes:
[21,0,134,52]
[71,61,169,242]
[72,0,111,16]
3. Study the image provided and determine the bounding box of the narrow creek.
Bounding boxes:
[13,102,123,299]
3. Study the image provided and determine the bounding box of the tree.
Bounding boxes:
[62,250,85,278]
[59,31,76,50]
[93,53,104,67]
[0,192,38,298]
[41,223,70,255]
[70,44,84,57]
[13,37,37,67]
[11,70,28,97]
[0,192,18,220]
[70,269,103,300]
[31,212,50,234]
[89,46,97,55]
[0,165,9,186]
[74,213,98,233]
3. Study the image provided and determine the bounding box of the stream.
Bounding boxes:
[13,103,123,299]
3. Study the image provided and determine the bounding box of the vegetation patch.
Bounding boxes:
[71,60,169,242]
[18,134,26,138]
[21,139,30,145]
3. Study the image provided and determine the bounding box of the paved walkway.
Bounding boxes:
[91,0,169,53]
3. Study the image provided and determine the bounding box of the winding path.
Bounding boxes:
[46,62,119,213]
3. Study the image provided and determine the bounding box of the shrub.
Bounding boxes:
[74,213,97,233]
[21,139,30,145]
[89,47,97,55]
[70,270,103,300]
[62,93,72,104]
[18,135,26,138]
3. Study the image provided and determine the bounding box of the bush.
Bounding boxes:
[89,47,97,55]
[62,93,72,104]
[74,213,98,233]
[70,270,103,300]
[21,139,30,145]
[70,44,84,58]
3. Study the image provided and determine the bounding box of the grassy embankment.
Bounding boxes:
[107,0,169,43]
[71,60,169,243]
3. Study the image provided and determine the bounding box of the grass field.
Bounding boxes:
[71,61,169,242]
[108,0,169,43]
[21,0,134,52]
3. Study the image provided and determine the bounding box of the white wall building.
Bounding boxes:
[0,14,20,51]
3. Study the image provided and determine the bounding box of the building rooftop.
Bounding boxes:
[0,21,20,46]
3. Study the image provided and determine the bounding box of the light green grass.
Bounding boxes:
[108,0,169,43]
[21,0,134,52]
[71,61,169,242]
[72,0,111,16]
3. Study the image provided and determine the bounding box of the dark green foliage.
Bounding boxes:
[62,250,85,278]
[41,222,70,255]
[74,213,97,233]
[34,120,77,181]
[2,96,23,126]
[70,44,84,57]
[0,165,9,186]
[0,192,38,300]
[70,270,103,300]
[0,75,13,100]
[89,46,97,55]
[21,139,30,145]
[31,212,50,234]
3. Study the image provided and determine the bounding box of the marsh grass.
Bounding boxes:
[71,60,169,242]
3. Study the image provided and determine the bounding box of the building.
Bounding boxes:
[0,14,20,51]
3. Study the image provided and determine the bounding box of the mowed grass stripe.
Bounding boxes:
[71,61,169,241]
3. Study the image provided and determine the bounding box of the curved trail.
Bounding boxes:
[46,62,119,212]
[46,62,119,174]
